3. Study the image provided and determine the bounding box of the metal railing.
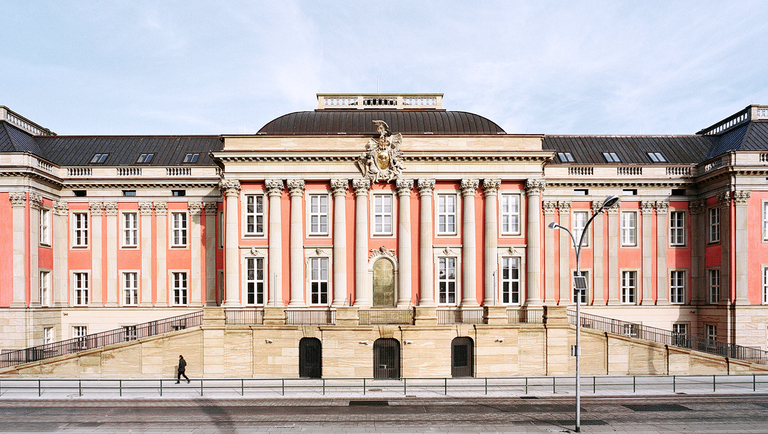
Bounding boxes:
[508,308,544,324]
[226,309,264,325]
[571,311,768,364]
[0,311,203,368]
[285,309,335,325]
[359,309,413,325]
[437,309,484,324]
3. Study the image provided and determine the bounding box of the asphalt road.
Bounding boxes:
[0,394,767,433]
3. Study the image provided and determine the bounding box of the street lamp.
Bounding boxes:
[548,195,618,433]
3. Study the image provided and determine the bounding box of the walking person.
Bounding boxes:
[176,354,190,384]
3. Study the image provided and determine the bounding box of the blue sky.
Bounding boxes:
[2,1,767,135]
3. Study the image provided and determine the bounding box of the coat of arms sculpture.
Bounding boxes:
[357,120,404,183]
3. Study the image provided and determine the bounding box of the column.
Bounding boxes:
[353,179,371,307]
[525,179,545,305]
[287,179,305,307]
[461,179,479,307]
[204,203,218,306]
[29,194,42,307]
[734,191,750,304]
[655,201,669,305]
[89,202,103,306]
[482,179,500,306]
[396,179,413,307]
[331,179,349,307]
[592,201,605,305]
[221,180,241,307]
[189,202,203,307]
[104,202,118,307]
[155,202,168,307]
[557,201,571,304]
[641,201,655,305]
[139,202,154,307]
[543,201,557,304]
[607,205,619,305]
[718,192,731,304]
[52,201,69,307]
[417,179,435,306]
[10,192,27,308]
[266,180,284,305]
[689,201,705,305]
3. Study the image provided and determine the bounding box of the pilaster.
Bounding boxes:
[89,202,104,306]
[417,179,435,306]
[10,192,27,308]
[266,179,284,306]
[607,205,619,305]
[331,179,349,307]
[689,200,705,305]
[154,202,168,307]
[655,201,669,305]
[221,179,241,307]
[353,178,371,307]
[733,191,750,305]
[139,202,154,306]
[460,178,479,307]
[557,201,571,305]
[482,179,500,306]
[52,200,69,307]
[591,201,605,305]
[718,192,731,305]
[104,202,118,307]
[29,194,43,307]
[640,201,655,305]
[543,201,557,304]
[189,202,204,307]
[396,179,413,307]
[525,178,545,305]
[204,202,218,306]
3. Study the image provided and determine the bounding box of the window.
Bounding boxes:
[622,189,637,196]
[40,208,51,246]
[44,327,54,344]
[763,202,768,241]
[670,270,686,304]
[708,269,720,304]
[603,152,620,162]
[708,207,720,243]
[574,188,588,196]
[500,194,521,235]
[623,324,639,338]
[573,271,588,304]
[309,194,329,235]
[500,257,520,304]
[621,271,636,304]
[40,271,51,307]
[218,211,224,249]
[437,194,458,235]
[172,272,188,306]
[763,267,768,305]
[73,190,87,197]
[183,153,199,163]
[245,195,265,235]
[122,190,136,197]
[672,323,689,347]
[246,257,265,305]
[72,212,88,247]
[309,257,329,305]
[706,324,717,347]
[671,188,686,196]
[172,190,186,197]
[123,326,137,342]
[572,211,588,247]
[171,212,187,247]
[372,194,393,235]
[621,212,637,246]
[72,325,88,350]
[438,257,458,304]
[73,272,89,306]
[647,152,667,162]
[557,152,575,162]
[137,153,154,163]
[670,211,685,246]
[123,272,138,306]
[122,212,138,247]
[90,153,108,163]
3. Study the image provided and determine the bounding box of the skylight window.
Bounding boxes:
[602,152,620,163]
[647,152,667,163]
[183,153,199,163]
[90,153,108,163]
[137,153,154,163]
[557,152,575,162]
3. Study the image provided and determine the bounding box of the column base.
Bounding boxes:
[104,302,119,308]
[640,300,655,306]
[9,301,27,308]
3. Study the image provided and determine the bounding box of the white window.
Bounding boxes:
[706,324,717,346]
[437,194,457,235]
[708,269,720,304]
[500,257,520,304]
[123,326,137,341]
[763,267,768,305]
[647,152,667,162]
[574,270,588,304]
[572,211,588,247]
[708,207,720,243]
[372,194,393,235]
[122,212,138,247]
[558,152,574,162]
[309,257,329,305]
[669,211,685,246]
[218,211,224,249]
[72,212,88,247]
[40,271,51,307]
[172,272,188,306]
[40,208,51,246]
[500,194,521,235]
[123,272,138,306]
[438,257,458,305]
[621,270,636,304]
[43,327,54,344]
[245,194,265,235]
[171,212,187,247]
[672,323,688,347]
[72,325,88,350]
[309,194,329,235]
[73,272,89,306]
[621,212,637,246]
[603,152,620,162]
[246,257,265,305]
[763,202,768,241]
[670,270,686,304]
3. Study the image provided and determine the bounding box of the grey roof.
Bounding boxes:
[543,135,715,165]
[257,110,506,135]
[0,122,44,155]
[707,121,768,159]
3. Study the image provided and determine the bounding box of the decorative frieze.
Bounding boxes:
[542,201,558,215]
[139,202,154,216]
[330,179,349,196]
[369,245,396,261]
[265,179,284,196]
[188,202,203,215]
[203,202,218,215]
[219,179,241,197]
[154,202,168,216]
[525,178,545,195]
[460,179,479,196]
[53,200,68,216]
[482,178,501,195]
[9,192,26,207]
[654,201,669,214]
[417,178,435,195]
[395,179,413,196]
[641,201,655,214]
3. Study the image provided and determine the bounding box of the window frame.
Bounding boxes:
[122,212,138,248]
[708,268,721,304]
[183,153,199,163]
[620,270,637,304]
[72,271,89,306]
[171,212,188,248]
[436,193,458,236]
[40,270,51,307]
[500,256,521,305]
[136,153,154,163]
[122,271,139,306]
[308,193,330,236]
[763,266,768,305]
[557,152,575,162]
[72,212,89,248]
[708,207,720,243]
[572,211,589,247]
[371,193,394,236]
[603,152,620,162]
[244,194,266,236]
[620,211,637,247]
[706,324,717,346]
[573,270,589,304]
[39,207,51,246]
[309,256,330,305]
[437,256,458,305]
[499,193,522,236]
[245,257,265,306]
[43,326,54,344]
[669,210,686,247]
[171,271,188,306]
[669,269,686,305]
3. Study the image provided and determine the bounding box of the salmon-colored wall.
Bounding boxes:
[0,193,12,306]
[748,192,768,304]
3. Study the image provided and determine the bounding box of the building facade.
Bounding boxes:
[1,97,768,376]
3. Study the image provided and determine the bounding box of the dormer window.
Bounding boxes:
[557,152,575,162]
[183,153,199,163]
[137,153,154,163]
[647,152,667,163]
[90,153,108,164]
[603,152,620,163]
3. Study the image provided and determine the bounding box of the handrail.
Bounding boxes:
[0,311,203,368]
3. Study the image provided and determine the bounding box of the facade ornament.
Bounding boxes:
[139,202,154,216]
[557,201,571,214]
[505,246,519,256]
[188,202,203,215]
[9,192,26,207]
[249,247,264,256]
[103,202,118,216]
[219,179,241,197]
[287,179,305,196]
[395,179,414,196]
[460,179,479,196]
[314,248,328,256]
[89,202,104,215]
[482,179,501,195]
[733,190,751,205]
[356,120,404,183]
[203,202,218,215]
[689,200,705,215]
[417,178,435,195]
[542,201,558,215]
[524,178,546,196]
[641,201,655,214]
[717,191,731,208]
[330,179,349,196]
[154,202,168,216]
[654,201,669,214]
[265,179,284,196]
[29,193,43,210]
[352,178,371,196]
[369,245,396,261]
[440,247,455,256]
[53,200,69,216]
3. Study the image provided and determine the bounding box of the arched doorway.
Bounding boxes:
[299,337,322,378]
[372,258,395,307]
[373,338,400,379]
[451,337,474,377]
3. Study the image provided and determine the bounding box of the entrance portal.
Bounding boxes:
[451,337,474,377]
[299,337,322,378]
[373,338,400,379]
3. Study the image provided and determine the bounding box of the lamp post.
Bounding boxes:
[548,195,618,433]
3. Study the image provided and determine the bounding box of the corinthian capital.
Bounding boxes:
[460,179,479,196]
[287,179,305,196]
[265,179,284,196]
[103,202,118,216]
[525,178,545,195]
[89,202,104,215]
[53,200,69,216]
[417,178,435,195]
[733,190,750,205]
[330,179,349,196]
[219,179,241,197]
[9,192,26,207]
[395,179,414,196]
[482,179,501,196]
[352,178,371,196]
